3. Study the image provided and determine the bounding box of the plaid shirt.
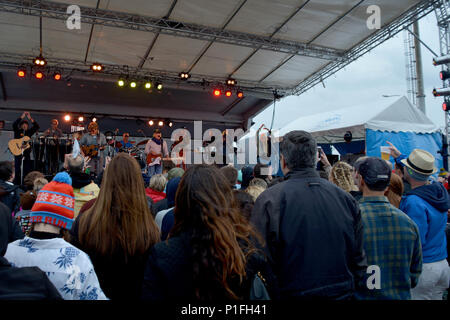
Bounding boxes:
[356,196,422,300]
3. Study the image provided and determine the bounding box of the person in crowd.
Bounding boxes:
[167,167,184,182]
[0,161,21,215]
[350,157,368,202]
[69,153,160,300]
[399,149,450,300]
[162,160,176,178]
[249,177,268,190]
[384,172,404,208]
[146,174,167,204]
[33,177,48,193]
[152,171,183,216]
[438,168,449,191]
[354,157,422,299]
[268,176,284,188]
[220,165,239,189]
[253,163,272,185]
[387,142,412,194]
[22,171,45,191]
[4,172,107,300]
[318,170,329,180]
[318,148,332,178]
[251,130,367,299]
[0,201,62,300]
[145,129,169,178]
[12,112,40,185]
[233,190,254,222]
[245,186,265,202]
[240,165,254,190]
[80,121,107,178]
[329,161,359,194]
[67,155,100,219]
[142,165,277,300]
[154,177,182,241]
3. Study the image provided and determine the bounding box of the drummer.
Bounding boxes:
[117,132,134,153]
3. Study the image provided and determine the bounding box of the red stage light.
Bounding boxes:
[237,91,244,98]
[17,70,26,78]
[443,101,450,112]
[35,72,44,79]
[54,73,61,80]
[225,90,232,97]
[213,89,221,96]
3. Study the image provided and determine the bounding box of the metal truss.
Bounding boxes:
[0,51,280,98]
[291,0,440,96]
[0,0,344,61]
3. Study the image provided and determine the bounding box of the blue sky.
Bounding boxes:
[252,11,446,133]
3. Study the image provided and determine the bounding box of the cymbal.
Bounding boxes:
[136,139,149,146]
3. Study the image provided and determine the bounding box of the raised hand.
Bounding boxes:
[386,141,401,158]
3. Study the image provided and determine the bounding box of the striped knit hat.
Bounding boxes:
[30,172,75,230]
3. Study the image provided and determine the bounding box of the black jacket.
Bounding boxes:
[0,256,62,300]
[0,180,21,214]
[0,202,24,255]
[250,168,367,299]
[141,230,278,300]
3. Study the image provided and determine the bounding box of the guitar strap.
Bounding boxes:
[160,138,164,157]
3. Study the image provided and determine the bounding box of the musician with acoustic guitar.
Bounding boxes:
[80,121,106,178]
[144,128,169,178]
[12,111,40,185]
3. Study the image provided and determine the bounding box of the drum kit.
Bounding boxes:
[104,134,149,165]
[31,134,73,174]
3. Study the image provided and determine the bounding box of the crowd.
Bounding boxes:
[0,130,449,300]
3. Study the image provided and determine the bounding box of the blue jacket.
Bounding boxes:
[400,182,449,263]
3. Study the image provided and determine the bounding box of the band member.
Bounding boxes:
[12,112,39,185]
[144,128,168,177]
[170,134,187,171]
[117,132,134,153]
[80,121,106,177]
[43,119,63,175]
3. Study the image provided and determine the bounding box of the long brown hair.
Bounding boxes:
[385,172,404,208]
[78,153,159,257]
[170,165,261,300]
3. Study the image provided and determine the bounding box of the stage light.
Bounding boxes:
[145,82,152,89]
[156,83,163,90]
[118,79,125,87]
[90,63,104,72]
[130,81,137,88]
[17,69,26,78]
[35,71,44,79]
[53,72,62,81]
[78,116,84,122]
[440,71,450,81]
[213,89,221,97]
[237,90,244,98]
[158,120,164,126]
[34,55,46,66]
[443,99,450,112]
[92,117,97,122]
[165,120,173,127]
[226,78,236,86]
[64,114,71,122]
[225,90,232,97]
[179,72,190,80]
[433,54,450,66]
[433,87,450,97]
[149,120,154,126]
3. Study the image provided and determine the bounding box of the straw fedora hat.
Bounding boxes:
[401,149,437,176]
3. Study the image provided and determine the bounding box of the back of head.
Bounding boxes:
[357,157,391,192]
[249,177,268,190]
[245,185,265,201]
[167,167,184,181]
[0,161,13,182]
[78,153,159,257]
[253,163,270,179]
[240,165,254,189]
[233,190,254,221]
[385,172,404,208]
[280,131,317,170]
[166,177,181,208]
[23,171,45,190]
[220,166,238,187]
[68,155,84,174]
[149,174,167,192]
[330,161,357,193]
[172,164,258,300]
[33,178,48,193]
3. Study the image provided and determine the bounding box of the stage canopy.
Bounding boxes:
[0,0,438,133]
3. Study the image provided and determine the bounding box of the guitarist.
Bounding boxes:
[144,128,168,178]
[12,112,39,185]
[80,121,106,178]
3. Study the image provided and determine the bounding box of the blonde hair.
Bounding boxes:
[330,161,358,193]
[245,185,265,201]
[149,174,167,192]
[33,177,48,193]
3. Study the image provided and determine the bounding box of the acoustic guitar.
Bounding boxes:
[8,136,31,156]
[81,144,105,158]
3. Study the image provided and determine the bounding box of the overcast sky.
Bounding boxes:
[251,11,446,134]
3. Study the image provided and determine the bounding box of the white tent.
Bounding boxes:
[279,96,440,144]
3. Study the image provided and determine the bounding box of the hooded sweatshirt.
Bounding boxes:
[400,182,449,263]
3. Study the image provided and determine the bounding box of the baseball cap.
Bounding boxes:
[357,157,391,190]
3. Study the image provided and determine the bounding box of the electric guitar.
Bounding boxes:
[146,153,183,165]
[8,136,31,156]
[81,144,105,158]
